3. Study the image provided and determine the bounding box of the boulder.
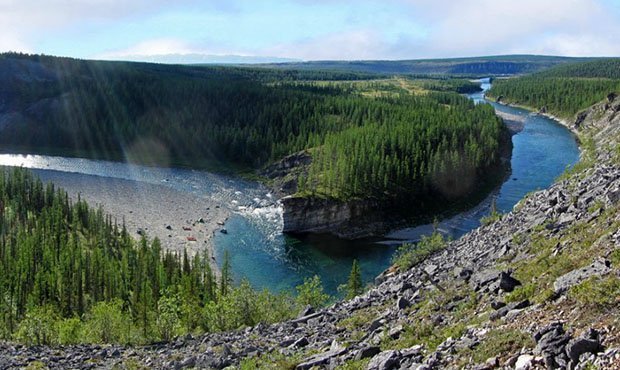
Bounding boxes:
[497,271,521,292]
[553,259,611,294]
[355,346,381,360]
[366,350,401,370]
[396,296,411,310]
[566,328,604,365]
[514,354,534,370]
[534,323,571,369]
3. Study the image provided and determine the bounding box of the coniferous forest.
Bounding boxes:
[488,59,620,118]
[0,53,505,204]
[0,168,318,344]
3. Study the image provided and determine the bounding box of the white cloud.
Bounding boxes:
[98,38,197,59]
[264,30,390,60]
[403,0,620,57]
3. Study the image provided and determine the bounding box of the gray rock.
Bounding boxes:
[291,337,309,348]
[396,297,411,310]
[355,346,381,360]
[553,259,611,294]
[497,271,521,292]
[366,350,401,370]
[534,323,571,369]
[566,328,604,365]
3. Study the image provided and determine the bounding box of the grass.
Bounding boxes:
[480,211,502,226]
[382,321,467,352]
[335,358,371,370]
[392,231,446,272]
[457,329,534,365]
[238,352,302,370]
[569,275,620,308]
[557,133,596,183]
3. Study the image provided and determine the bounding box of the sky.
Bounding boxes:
[1,0,620,62]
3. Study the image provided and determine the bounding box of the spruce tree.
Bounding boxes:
[346,259,363,299]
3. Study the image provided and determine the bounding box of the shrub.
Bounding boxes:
[296,275,330,309]
[569,275,620,308]
[14,305,59,345]
[157,291,181,342]
[83,299,132,344]
[57,317,84,345]
[392,231,446,271]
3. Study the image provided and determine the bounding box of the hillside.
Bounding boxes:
[2,75,620,370]
[258,55,596,77]
[0,53,507,237]
[487,59,620,119]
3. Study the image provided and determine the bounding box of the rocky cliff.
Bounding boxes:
[2,98,620,369]
[281,195,390,239]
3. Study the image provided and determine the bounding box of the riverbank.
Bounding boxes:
[6,95,617,370]
[31,169,230,273]
[485,93,578,135]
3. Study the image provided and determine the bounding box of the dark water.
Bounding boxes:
[0,78,579,295]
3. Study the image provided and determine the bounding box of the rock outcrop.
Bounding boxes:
[281,195,389,238]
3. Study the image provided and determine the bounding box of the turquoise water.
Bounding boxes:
[213,78,580,294]
[0,79,579,295]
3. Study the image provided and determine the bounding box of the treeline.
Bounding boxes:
[487,59,620,118]
[420,79,482,93]
[0,53,505,202]
[300,93,503,201]
[0,168,342,345]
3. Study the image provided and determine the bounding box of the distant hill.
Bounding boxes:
[488,58,620,118]
[532,58,620,79]
[257,55,599,76]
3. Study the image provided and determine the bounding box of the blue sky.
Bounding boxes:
[1,0,619,61]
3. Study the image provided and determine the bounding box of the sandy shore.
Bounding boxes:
[31,169,230,272]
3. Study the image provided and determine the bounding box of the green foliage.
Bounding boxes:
[157,290,182,342]
[392,231,446,272]
[533,59,620,79]
[296,275,330,309]
[421,79,482,93]
[346,260,363,299]
[239,351,301,370]
[0,168,232,343]
[458,329,534,364]
[488,59,620,118]
[83,299,133,344]
[202,280,296,333]
[14,305,59,345]
[481,198,502,225]
[57,317,83,345]
[569,276,620,308]
[384,321,466,351]
[300,92,504,201]
[336,358,371,370]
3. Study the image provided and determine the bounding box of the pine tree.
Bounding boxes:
[346,259,363,299]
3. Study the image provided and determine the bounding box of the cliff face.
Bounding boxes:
[281,195,387,239]
[277,128,512,239]
[3,99,620,369]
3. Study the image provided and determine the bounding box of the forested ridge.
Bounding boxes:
[258,55,596,76]
[487,59,620,118]
[0,167,345,344]
[300,93,503,201]
[0,53,505,203]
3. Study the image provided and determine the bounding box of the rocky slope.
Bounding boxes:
[2,97,620,369]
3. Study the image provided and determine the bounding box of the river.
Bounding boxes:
[0,78,579,295]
